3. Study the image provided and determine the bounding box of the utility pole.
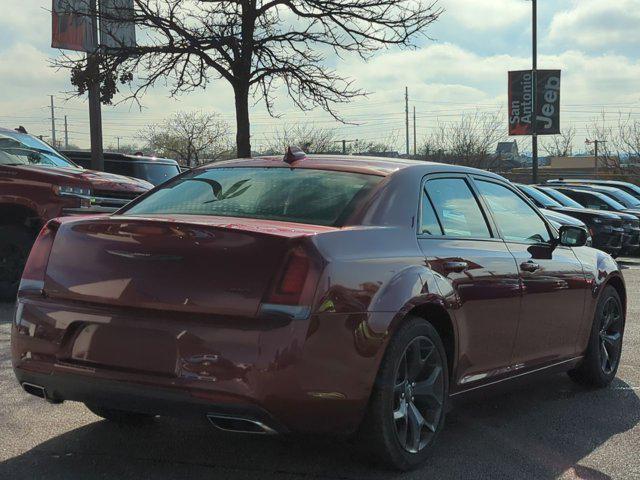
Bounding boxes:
[50,95,57,148]
[531,0,539,184]
[64,115,69,149]
[335,139,357,155]
[88,0,104,170]
[586,139,605,177]
[405,87,410,156]
[413,106,417,157]
[116,136,121,152]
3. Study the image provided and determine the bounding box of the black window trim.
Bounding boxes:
[417,173,501,242]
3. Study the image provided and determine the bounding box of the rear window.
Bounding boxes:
[124,167,382,226]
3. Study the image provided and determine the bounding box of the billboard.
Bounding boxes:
[100,0,136,52]
[509,70,561,136]
[52,0,96,52]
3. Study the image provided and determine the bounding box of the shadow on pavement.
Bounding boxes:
[0,374,638,479]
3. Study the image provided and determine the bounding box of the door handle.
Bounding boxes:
[520,261,541,272]
[443,261,469,273]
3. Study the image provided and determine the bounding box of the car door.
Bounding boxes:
[418,175,522,389]
[473,178,588,368]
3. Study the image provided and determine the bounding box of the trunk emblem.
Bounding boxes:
[106,250,183,262]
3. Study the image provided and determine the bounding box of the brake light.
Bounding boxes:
[265,246,317,306]
[19,221,59,295]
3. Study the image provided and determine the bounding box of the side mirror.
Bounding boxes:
[559,225,589,247]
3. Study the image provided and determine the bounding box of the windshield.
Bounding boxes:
[125,167,383,227]
[538,187,584,208]
[0,132,78,168]
[518,184,562,208]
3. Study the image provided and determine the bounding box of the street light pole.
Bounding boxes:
[88,0,104,171]
[531,0,538,184]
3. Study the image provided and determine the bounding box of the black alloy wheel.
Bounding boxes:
[569,285,625,388]
[598,296,624,375]
[360,317,448,471]
[392,336,445,454]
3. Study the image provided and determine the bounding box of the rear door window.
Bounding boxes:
[423,178,491,239]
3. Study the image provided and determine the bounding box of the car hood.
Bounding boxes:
[550,206,621,220]
[540,209,586,227]
[14,165,153,193]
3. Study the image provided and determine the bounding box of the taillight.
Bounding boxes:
[264,246,318,307]
[19,221,59,295]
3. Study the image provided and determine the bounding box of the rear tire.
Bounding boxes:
[0,225,34,301]
[359,316,449,471]
[568,285,625,388]
[85,404,156,425]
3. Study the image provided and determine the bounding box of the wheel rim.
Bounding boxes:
[0,242,26,286]
[392,336,445,454]
[599,296,623,375]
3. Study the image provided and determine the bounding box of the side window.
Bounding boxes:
[424,178,491,239]
[476,180,551,245]
[420,189,443,235]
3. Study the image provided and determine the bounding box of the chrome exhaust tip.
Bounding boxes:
[206,414,277,435]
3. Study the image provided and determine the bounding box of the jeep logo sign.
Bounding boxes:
[535,70,561,135]
[509,69,561,136]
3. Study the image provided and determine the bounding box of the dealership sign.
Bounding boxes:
[52,0,136,53]
[509,70,561,136]
[100,0,136,51]
[52,0,96,52]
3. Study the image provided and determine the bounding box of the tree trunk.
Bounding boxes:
[234,82,251,158]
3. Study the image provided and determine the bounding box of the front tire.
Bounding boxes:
[360,317,448,471]
[569,285,625,388]
[85,404,156,425]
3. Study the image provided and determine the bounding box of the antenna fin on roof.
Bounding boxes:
[283,146,306,164]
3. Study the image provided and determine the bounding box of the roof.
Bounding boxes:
[199,154,504,179]
[496,141,519,156]
[62,150,178,165]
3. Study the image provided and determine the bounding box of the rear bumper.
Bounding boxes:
[11,296,387,435]
[14,368,288,433]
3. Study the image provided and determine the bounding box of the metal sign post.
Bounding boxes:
[531,0,538,184]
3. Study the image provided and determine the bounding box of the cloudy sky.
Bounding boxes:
[0,0,639,153]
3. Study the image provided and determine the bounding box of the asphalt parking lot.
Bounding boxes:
[1,269,639,479]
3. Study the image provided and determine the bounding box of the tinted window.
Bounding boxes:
[518,184,562,208]
[538,187,584,208]
[420,189,443,235]
[125,167,382,227]
[476,180,551,244]
[425,178,491,238]
[137,163,181,185]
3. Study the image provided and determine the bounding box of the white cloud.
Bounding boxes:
[549,0,640,50]
[439,0,529,30]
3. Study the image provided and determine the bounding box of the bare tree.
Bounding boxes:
[587,112,623,171]
[58,0,442,158]
[262,124,338,154]
[617,112,640,161]
[541,126,575,157]
[139,111,231,166]
[419,110,507,168]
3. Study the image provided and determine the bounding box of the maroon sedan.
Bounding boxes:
[11,153,626,470]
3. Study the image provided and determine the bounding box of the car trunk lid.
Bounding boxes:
[43,215,334,317]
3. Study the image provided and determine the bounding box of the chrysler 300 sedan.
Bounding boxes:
[12,152,626,470]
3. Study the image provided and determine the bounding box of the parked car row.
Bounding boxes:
[514,178,640,258]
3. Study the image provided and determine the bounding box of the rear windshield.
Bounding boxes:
[107,161,180,185]
[124,167,382,226]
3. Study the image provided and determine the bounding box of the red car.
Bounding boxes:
[11,152,626,470]
[0,127,153,300]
